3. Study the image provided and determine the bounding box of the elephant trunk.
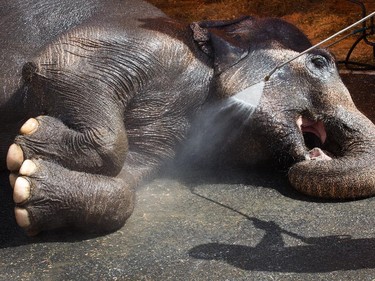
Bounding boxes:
[288,109,375,199]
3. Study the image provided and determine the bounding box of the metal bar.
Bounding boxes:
[264,10,375,81]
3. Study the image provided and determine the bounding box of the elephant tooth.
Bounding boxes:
[305,148,332,161]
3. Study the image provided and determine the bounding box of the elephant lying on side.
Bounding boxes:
[1,0,374,235]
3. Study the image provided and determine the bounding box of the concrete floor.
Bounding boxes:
[0,73,374,281]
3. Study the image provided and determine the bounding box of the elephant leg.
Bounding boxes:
[9,158,135,235]
[7,114,127,176]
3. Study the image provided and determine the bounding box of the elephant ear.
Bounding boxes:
[190,16,253,73]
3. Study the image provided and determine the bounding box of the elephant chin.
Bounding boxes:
[288,113,375,199]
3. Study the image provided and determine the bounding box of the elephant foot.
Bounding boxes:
[6,118,36,170]
[9,160,40,236]
[6,118,135,235]
[8,156,75,235]
[7,120,39,234]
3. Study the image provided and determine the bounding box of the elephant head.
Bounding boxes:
[191,16,375,199]
[256,51,375,199]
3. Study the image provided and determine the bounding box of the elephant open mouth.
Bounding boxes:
[297,116,332,161]
[290,110,375,199]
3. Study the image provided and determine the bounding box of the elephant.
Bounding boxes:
[1,0,374,235]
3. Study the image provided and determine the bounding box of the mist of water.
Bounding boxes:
[175,82,265,167]
[232,81,264,108]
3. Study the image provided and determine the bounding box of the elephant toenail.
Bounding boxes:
[14,207,31,228]
[20,118,39,135]
[19,160,37,176]
[6,144,24,171]
[13,177,31,203]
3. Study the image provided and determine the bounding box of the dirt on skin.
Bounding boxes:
[149,0,375,66]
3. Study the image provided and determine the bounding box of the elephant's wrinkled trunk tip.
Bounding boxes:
[288,154,375,199]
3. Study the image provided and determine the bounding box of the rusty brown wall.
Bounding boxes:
[149,0,375,63]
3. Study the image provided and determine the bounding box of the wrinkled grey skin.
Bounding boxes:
[1,0,374,235]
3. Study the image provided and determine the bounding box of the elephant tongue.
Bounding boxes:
[297,116,327,144]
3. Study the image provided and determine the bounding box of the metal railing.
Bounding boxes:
[339,0,375,70]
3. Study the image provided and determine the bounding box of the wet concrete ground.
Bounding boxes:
[0,73,374,280]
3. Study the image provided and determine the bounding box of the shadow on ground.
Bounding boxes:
[178,168,375,274]
[0,172,28,246]
[189,218,375,273]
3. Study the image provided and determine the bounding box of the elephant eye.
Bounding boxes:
[311,56,328,69]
